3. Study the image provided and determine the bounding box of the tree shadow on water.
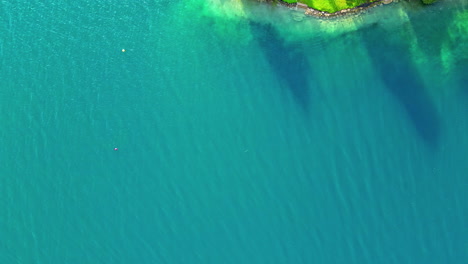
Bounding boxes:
[455,61,468,98]
[360,25,441,149]
[249,21,312,111]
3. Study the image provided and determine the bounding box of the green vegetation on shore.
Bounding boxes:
[280,0,438,13]
[281,0,377,13]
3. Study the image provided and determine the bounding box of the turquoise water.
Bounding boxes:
[0,0,466,263]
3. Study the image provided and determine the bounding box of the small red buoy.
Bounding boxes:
[114,148,118,151]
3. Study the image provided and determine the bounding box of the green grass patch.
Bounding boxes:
[280,0,438,13]
[280,0,376,13]
[302,0,375,13]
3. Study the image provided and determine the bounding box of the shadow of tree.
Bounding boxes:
[404,1,456,58]
[249,21,312,110]
[360,24,441,148]
[456,61,468,99]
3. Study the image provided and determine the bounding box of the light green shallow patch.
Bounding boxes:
[442,10,468,72]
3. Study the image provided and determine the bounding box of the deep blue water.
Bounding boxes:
[0,0,466,263]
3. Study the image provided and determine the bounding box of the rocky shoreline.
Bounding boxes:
[260,0,394,18]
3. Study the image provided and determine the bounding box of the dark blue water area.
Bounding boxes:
[249,21,316,110]
[359,23,441,148]
[456,61,468,97]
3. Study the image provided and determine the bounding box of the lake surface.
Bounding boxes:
[0,0,466,263]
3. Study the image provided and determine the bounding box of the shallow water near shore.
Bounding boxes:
[0,0,466,263]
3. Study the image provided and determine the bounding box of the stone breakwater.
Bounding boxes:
[260,0,393,18]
